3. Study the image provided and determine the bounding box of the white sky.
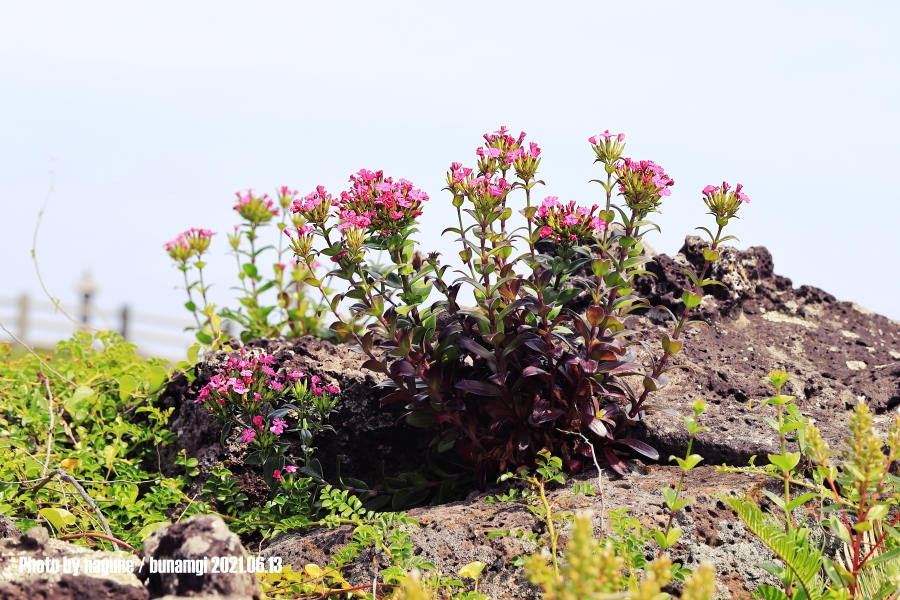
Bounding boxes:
[2,2,898,356]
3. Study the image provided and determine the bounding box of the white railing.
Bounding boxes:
[0,294,197,361]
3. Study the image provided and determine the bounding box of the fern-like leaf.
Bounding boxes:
[725,495,826,600]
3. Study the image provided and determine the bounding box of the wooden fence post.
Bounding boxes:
[120,305,130,341]
[17,293,29,343]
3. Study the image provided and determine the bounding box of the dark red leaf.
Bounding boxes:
[522,366,549,377]
[596,361,642,375]
[455,380,504,397]
[361,359,387,373]
[459,338,498,365]
[603,447,630,475]
[616,438,660,460]
[380,391,413,406]
[389,360,417,377]
[585,415,609,439]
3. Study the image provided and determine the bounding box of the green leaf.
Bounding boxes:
[865,546,900,567]
[458,561,486,580]
[662,487,677,507]
[71,386,95,403]
[767,452,801,472]
[39,507,76,531]
[754,585,791,600]
[392,489,412,511]
[652,527,681,549]
[242,263,258,279]
[187,343,201,365]
[138,521,170,541]
[407,473,429,492]
[406,411,434,428]
[671,454,703,472]
[118,374,137,400]
[785,493,819,512]
[866,503,890,522]
[148,366,169,391]
[681,291,702,308]
[829,515,852,543]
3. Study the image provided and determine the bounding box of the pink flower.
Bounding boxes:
[324,385,340,394]
[241,428,256,443]
[270,418,287,436]
[252,415,264,428]
[272,469,281,480]
[269,380,283,391]
[562,213,580,226]
[287,371,305,380]
[284,465,298,473]
[540,226,553,238]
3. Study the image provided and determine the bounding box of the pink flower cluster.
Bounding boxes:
[309,374,340,397]
[327,169,428,236]
[504,142,541,164]
[233,190,280,224]
[448,126,543,201]
[616,158,674,208]
[483,125,525,147]
[291,185,333,227]
[702,182,750,219]
[702,182,749,204]
[164,228,216,261]
[475,126,540,178]
[272,465,298,480]
[447,162,512,207]
[196,352,290,408]
[277,186,299,210]
[534,197,606,244]
[588,131,625,145]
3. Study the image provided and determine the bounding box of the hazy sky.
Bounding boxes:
[2,2,898,356]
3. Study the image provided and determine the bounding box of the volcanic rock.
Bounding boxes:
[138,515,259,600]
[0,526,148,600]
[630,236,900,467]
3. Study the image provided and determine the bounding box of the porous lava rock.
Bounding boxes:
[261,463,800,599]
[630,236,900,467]
[0,526,148,600]
[0,518,20,542]
[138,515,259,600]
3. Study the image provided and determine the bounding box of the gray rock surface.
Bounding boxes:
[0,518,21,542]
[631,236,900,467]
[138,515,259,600]
[0,526,148,600]
[262,464,787,599]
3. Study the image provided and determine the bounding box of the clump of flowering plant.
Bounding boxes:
[164,186,330,347]
[196,349,338,486]
[287,126,750,488]
[163,228,227,346]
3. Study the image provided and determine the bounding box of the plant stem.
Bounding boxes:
[537,479,559,576]
[182,268,202,328]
